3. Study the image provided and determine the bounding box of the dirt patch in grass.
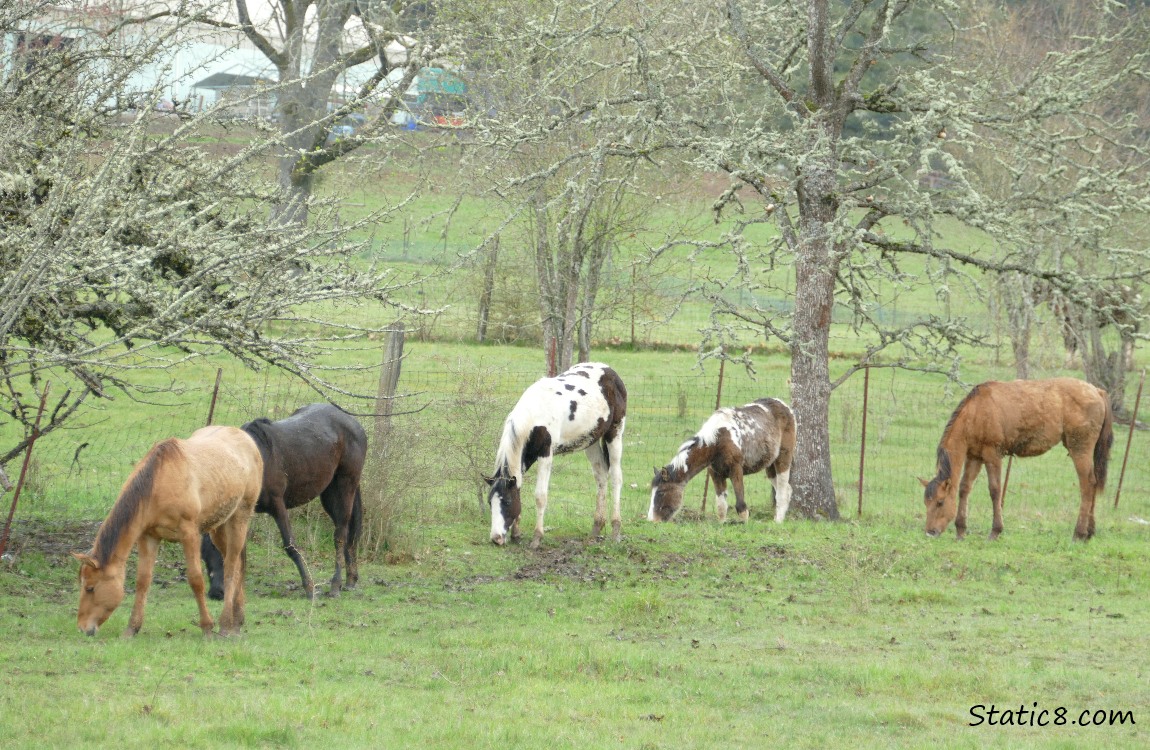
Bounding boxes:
[2,518,102,559]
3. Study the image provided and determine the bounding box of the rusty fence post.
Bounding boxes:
[0,384,51,559]
[700,353,727,515]
[1114,368,1145,510]
[205,367,223,425]
[1000,455,1013,508]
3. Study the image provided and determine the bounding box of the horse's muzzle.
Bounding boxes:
[490,533,506,546]
[925,529,941,538]
[81,625,97,636]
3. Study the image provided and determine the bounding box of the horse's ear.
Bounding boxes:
[72,552,99,570]
[508,476,517,488]
[917,477,930,488]
[482,474,494,486]
[659,468,670,481]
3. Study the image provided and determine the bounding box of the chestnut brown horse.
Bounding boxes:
[648,398,795,523]
[73,425,262,637]
[921,377,1113,541]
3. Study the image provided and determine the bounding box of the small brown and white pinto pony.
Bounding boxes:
[921,378,1113,541]
[649,398,796,523]
[486,362,627,548]
[73,426,262,637]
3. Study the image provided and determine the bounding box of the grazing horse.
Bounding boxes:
[487,362,627,548]
[921,377,1113,541]
[205,403,367,599]
[649,398,796,523]
[73,426,261,637]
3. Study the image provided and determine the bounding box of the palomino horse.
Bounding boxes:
[649,398,796,523]
[487,362,627,548]
[204,403,367,599]
[921,377,1113,541]
[73,426,262,637]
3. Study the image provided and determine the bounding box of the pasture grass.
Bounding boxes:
[1,508,1147,749]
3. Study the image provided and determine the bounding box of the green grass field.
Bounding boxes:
[3,130,1149,748]
[2,507,1146,749]
[2,343,1149,748]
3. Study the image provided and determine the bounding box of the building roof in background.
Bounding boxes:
[192,72,273,90]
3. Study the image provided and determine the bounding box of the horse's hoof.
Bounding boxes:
[121,627,139,638]
[529,537,542,550]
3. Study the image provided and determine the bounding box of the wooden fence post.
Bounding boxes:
[373,323,406,455]
[0,384,50,558]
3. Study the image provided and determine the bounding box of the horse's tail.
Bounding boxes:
[1094,393,1115,491]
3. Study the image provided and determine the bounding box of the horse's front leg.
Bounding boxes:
[180,527,215,635]
[531,456,554,549]
[124,534,159,637]
[711,470,729,522]
[730,467,749,522]
[268,493,315,600]
[956,458,983,541]
[983,457,1005,540]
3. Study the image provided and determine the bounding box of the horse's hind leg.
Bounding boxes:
[711,471,729,522]
[585,443,610,540]
[180,527,216,635]
[320,476,359,596]
[768,465,793,522]
[1071,451,1097,541]
[125,534,159,637]
[210,523,248,635]
[983,457,1005,540]
[607,421,625,541]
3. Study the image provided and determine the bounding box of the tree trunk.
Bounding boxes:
[788,141,841,520]
[476,236,499,342]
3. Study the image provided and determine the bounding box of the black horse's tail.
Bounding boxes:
[1094,395,1115,491]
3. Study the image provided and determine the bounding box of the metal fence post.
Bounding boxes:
[700,353,726,515]
[857,366,869,518]
[1114,368,1145,510]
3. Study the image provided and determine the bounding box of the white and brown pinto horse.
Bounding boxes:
[649,398,796,523]
[73,426,262,637]
[921,377,1113,541]
[487,362,627,548]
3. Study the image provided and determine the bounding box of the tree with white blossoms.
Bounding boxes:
[0,2,417,464]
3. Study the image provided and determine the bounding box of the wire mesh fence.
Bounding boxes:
[8,354,1150,552]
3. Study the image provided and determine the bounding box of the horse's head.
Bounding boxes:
[920,475,956,537]
[485,471,521,545]
[648,467,683,522]
[72,552,126,636]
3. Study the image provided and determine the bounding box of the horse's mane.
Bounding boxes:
[241,418,275,464]
[931,384,983,484]
[493,417,522,480]
[93,439,181,565]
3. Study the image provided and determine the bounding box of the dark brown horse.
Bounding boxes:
[73,426,262,637]
[648,398,795,523]
[204,403,367,599]
[921,378,1113,541]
